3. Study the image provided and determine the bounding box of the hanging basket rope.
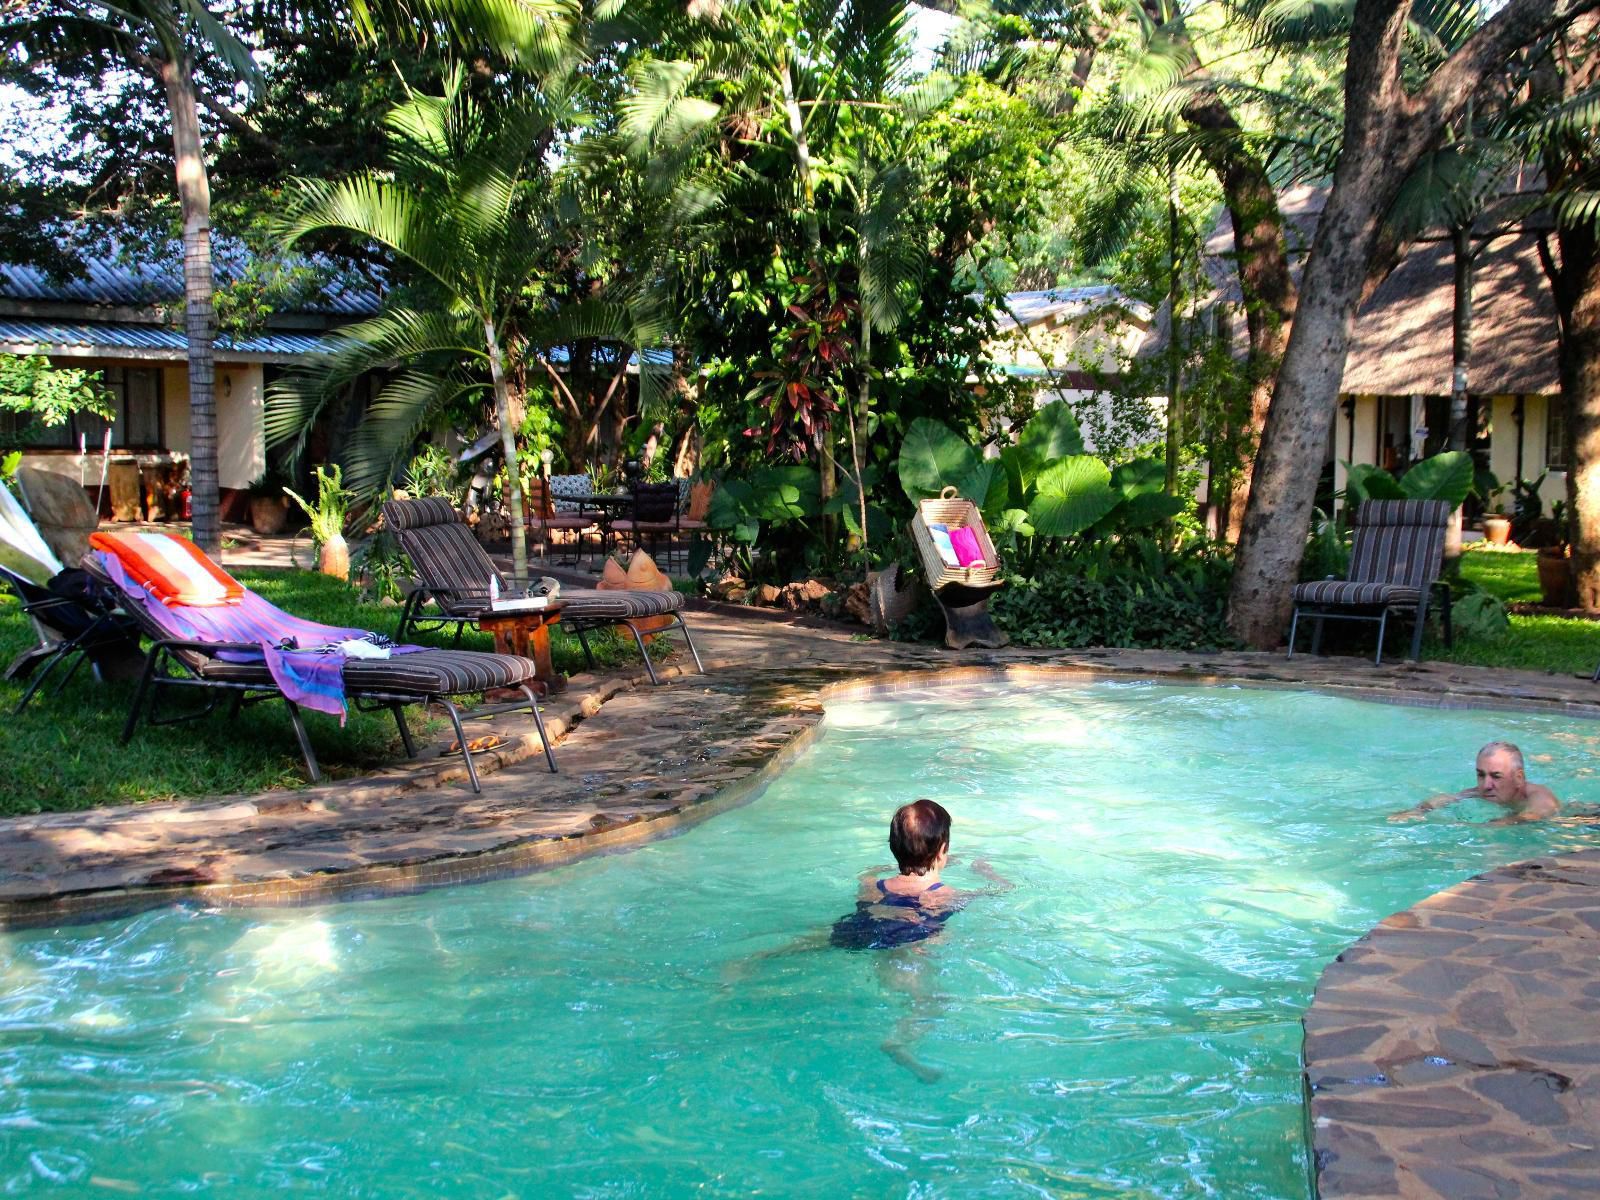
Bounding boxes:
[911,486,1003,589]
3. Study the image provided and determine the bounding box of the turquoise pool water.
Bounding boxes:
[3,682,1597,1198]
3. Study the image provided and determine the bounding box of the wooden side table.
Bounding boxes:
[477,602,565,693]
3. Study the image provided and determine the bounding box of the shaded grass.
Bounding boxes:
[0,568,654,815]
[1421,550,1599,676]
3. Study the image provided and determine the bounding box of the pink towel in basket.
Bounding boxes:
[949,525,985,567]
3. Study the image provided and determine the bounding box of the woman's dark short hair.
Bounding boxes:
[890,799,952,875]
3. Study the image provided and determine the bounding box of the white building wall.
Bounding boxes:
[160,362,266,489]
[1489,395,1566,509]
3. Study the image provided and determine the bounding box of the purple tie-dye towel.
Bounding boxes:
[98,553,425,722]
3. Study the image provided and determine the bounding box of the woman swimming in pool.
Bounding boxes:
[829,799,1009,951]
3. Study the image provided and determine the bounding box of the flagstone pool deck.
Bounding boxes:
[2,609,1598,1198]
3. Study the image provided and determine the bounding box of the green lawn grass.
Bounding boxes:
[1422,550,1600,676]
[0,568,650,815]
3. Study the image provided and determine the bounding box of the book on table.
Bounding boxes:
[489,595,551,613]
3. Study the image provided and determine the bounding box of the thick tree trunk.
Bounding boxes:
[1448,225,1475,450]
[1227,0,1599,648]
[160,53,219,556]
[1559,224,1600,606]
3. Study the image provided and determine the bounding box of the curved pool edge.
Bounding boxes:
[5,646,1600,932]
[1304,849,1600,1198]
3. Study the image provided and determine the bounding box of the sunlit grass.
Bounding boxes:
[0,567,650,815]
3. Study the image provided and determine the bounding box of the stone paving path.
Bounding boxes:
[1306,850,1600,1199]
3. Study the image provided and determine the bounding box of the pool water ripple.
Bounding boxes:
[2,681,1597,1198]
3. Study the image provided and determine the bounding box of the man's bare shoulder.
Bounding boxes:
[1522,783,1561,818]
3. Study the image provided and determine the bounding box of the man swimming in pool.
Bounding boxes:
[829,799,1009,951]
[1390,741,1561,824]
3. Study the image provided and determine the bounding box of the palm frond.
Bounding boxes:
[342,371,484,498]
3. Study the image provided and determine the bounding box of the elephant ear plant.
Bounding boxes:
[285,464,353,581]
[896,402,1185,576]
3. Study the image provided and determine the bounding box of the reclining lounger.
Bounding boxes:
[385,497,704,686]
[86,543,556,792]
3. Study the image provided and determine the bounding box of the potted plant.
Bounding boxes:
[1480,478,1513,546]
[245,467,291,535]
[1537,500,1577,608]
[285,464,352,580]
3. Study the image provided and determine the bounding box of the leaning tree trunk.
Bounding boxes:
[1227,0,1598,648]
[1559,223,1600,606]
[159,52,220,556]
[1182,90,1297,543]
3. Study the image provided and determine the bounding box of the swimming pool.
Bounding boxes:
[2,681,1595,1197]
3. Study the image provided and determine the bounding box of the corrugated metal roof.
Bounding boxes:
[0,239,381,315]
[0,319,333,358]
[996,286,1148,332]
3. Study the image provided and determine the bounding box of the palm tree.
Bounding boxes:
[272,72,596,585]
[4,0,261,555]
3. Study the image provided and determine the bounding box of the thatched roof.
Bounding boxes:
[1341,233,1559,396]
[1204,185,1560,398]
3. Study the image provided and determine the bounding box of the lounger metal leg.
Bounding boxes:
[516,684,557,774]
[121,651,164,744]
[283,699,321,783]
[453,621,464,647]
[1408,597,1430,662]
[15,647,69,714]
[621,621,661,685]
[437,699,481,793]
[50,649,90,698]
[1310,616,1325,656]
[392,702,416,758]
[1374,610,1389,666]
[1287,607,1301,659]
[674,614,705,674]
[396,591,420,641]
[575,627,596,670]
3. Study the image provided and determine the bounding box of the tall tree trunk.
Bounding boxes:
[1227,0,1597,648]
[1449,225,1476,450]
[1558,224,1600,606]
[1151,14,1299,543]
[779,57,838,526]
[159,52,219,556]
[486,318,528,586]
[1540,13,1600,605]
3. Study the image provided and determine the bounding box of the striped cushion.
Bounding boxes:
[1294,581,1423,607]
[1348,500,1450,590]
[201,648,536,693]
[396,521,504,598]
[549,474,593,514]
[384,497,459,531]
[558,587,684,621]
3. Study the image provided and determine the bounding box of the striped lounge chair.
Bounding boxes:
[384,498,704,686]
[1287,498,1454,665]
[85,545,556,792]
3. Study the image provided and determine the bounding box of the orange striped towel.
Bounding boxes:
[89,531,244,607]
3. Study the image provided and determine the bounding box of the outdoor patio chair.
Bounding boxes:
[1287,498,1454,665]
[0,481,142,714]
[526,479,596,565]
[610,481,681,566]
[384,497,704,686]
[85,534,556,791]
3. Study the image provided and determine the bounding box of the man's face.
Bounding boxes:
[1476,751,1525,802]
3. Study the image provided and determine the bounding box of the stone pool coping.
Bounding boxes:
[4,614,1600,1196]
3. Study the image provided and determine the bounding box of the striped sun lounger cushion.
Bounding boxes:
[199,647,534,694]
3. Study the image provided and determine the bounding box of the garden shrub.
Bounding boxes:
[988,540,1236,651]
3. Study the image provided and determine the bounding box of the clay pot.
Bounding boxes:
[1537,549,1577,608]
[319,534,350,581]
[249,495,289,535]
[1482,515,1512,546]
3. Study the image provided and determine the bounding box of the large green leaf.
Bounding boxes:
[748,465,821,520]
[1014,402,1086,486]
[1110,456,1167,499]
[1026,456,1119,539]
[999,445,1028,510]
[1343,463,1405,504]
[898,418,978,502]
[1106,491,1186,533]
[955,459,1009,517]
[1399,451,1474,508]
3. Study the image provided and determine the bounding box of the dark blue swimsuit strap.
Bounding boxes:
[877,880,944,898]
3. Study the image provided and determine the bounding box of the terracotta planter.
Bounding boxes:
[1482,515,1512,546]
[249,495,289,535]
[1537,549,1577,608]
[319,534,350,581]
